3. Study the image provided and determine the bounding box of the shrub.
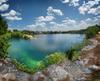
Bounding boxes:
[44,52,66,66]
[0,36,9,59]
[65,47,80,61]
[11,32,23,39]
[85,25,100,39]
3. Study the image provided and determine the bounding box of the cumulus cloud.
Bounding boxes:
[24,6,64,31]
[0,3,9,11]
[35,6,63,23]
[36,15,55,22]
[26,16,100,31]
[79,0,100,15]
[0,0,7,5]
[61,0,79,7]
[62,17,76,25]
[47,6,63,16]
[0,0,23,20]
[1,10,22,20]
[27,22,47,31]
[88,6,100,15]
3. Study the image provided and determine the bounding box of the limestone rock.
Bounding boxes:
[2,73,16,81]
[48,65,70,81]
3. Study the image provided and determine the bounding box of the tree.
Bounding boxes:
[0,15,9,59]
[0,15,8,35]
[85,25,100,38]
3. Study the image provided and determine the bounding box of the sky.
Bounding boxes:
[0,0,100,31]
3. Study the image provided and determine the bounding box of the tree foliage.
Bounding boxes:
[85,25,100,38]
[0,15,9,59]
[0,15,8,35]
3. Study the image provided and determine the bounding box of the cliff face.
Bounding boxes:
[81,34,100,67]
[81,34,100,81]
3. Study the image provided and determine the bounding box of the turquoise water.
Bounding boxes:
[8,34,85,68]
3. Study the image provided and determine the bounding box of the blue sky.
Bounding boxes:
[0,0,100,31]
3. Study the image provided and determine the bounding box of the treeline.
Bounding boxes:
[67,25,100,38]
[19,30,86,34]
[15,25,100,38]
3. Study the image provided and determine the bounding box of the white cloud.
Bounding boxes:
[27,22,47,31]
[70,0,79,7]
[61,0,79,7]
[25,16,100,31]
[62,17,76,25]
[61,0,69,3]
[33,6,63,25]
[0,3,9,11]
[0,0,7,5]
[79,0,100,15]
[88,6,100,15]
[47,6,63,16]
[25,6,64,31]
[1,10,22,20]
[0,0,22,20]
[36,15,55,22]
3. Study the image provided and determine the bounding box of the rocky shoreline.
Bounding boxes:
[0,35,100,81]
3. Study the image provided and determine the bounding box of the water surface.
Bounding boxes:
[8,34,85,68]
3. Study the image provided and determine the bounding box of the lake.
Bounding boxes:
[8,34,85,68]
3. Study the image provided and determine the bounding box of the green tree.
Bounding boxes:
[0,15,9,59]
[0,15,8,35]
[85,25,100,38]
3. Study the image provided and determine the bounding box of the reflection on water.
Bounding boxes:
[8,34,85,68]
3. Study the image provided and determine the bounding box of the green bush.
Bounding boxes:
[65,47,80,61]
[44,52,66,66]
[37,61,46,70]
[11,32,23,39]
[0,36,9,59]
[85,25,100,39]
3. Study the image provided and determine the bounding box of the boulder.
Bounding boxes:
[33,72,46,81]
[89,65,100,71]
[48,65,70,81]
[2,73,16,81]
